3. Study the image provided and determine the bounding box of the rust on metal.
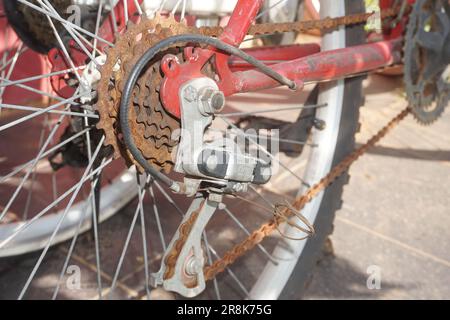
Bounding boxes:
[163,202,203,281]
[93,6,407,282]
[204,107,411,280]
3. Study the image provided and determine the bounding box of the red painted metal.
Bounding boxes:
[227,39,403,94]
[0,0,414,121]
[219,0,264,46]
[160,0,265,118]
[48,40,89,98]
[47,0,143,97]
[159,0,407,119]
[229,43,321,71]
[380,0,415,39]
[0,1,47,105]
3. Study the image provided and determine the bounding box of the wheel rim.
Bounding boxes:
[249,0,347,299]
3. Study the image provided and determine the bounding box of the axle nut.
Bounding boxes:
[185,256,202,276]
[199,87,225,115]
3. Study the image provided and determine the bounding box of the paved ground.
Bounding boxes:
[1,73,449,300]
[302,75,450,299]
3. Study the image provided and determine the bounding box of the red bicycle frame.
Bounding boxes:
[158,0,409,118]
[43,0,413,117]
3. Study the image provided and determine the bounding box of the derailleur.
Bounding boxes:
[151,77,272,297]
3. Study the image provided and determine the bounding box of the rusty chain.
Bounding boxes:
[204,107,411,280]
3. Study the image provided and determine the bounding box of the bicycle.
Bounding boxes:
[0,0,448,299]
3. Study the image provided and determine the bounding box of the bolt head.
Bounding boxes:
[185,256,202,276]
[199,87,225,115]
[260,166,271,179]
[206,154,218,171]
[232,183,244,192]
[184,86,198,102]
[210,91,225,112]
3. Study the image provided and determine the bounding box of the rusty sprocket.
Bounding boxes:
[96,15,194,172]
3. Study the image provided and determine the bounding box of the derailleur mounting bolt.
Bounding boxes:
[199,87,225,115]
[184,85,198,102]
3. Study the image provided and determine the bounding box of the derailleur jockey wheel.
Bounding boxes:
[404,0,450,124]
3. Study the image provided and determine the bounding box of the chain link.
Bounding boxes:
[204,107,411,280]
[180,7,402,38]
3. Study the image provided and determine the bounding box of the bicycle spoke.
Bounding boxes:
[0,43,24,104]
[17,0,114,47]
[51,170,59,213]
[207,245,250,298]
[51,161,104,299]
[123,0,129,25]
[0,128,91,183]
[222,206,276,263]
[203,232,221,300]
[249,184,277,209]
[0,47,27,74]
[108,0,119,34]
[0,78,78,104]
[171,0,183,16]
[218,103,327,117]
[0,110,70,221]
[0,94,82,132]
[0,67,85,89]
[91,0,105,64]
[108,174,151,298]
[181,0,187,21]
[0,158,112,249]
[0,104,98,118]
[38,1,83,84]
[82,104,103,298]
[39,0,100,67]
[22,115,50,220]
[148,179,166,251]
[18,136,105,300]
[137,173,151,299]
[255,0,287,20]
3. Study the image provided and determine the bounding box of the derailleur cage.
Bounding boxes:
[150,77,273,296]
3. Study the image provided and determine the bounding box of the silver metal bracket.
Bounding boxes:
[174,77,272,189]
[150,194,220,297]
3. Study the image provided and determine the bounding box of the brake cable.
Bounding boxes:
[119,33,297,191]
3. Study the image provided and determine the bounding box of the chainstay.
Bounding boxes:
[203,107,411,281]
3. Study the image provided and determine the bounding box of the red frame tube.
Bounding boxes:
[229,43,321,71]
[40,0,410,118]
[226,39,403,94]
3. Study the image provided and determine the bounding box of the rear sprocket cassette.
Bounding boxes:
[96,15,190,172]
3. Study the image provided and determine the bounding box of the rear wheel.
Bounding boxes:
[251,0,365,299]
